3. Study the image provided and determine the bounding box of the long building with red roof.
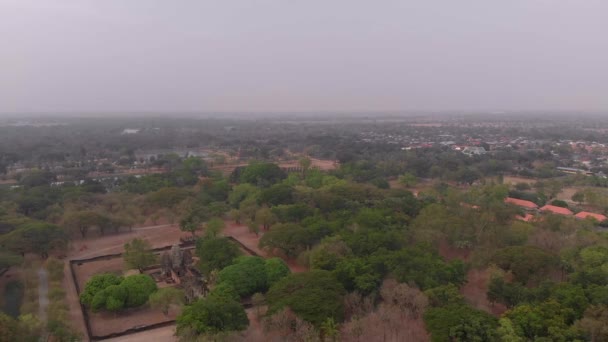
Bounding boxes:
[574,211,607,222]
[539,205,573,216]
[504,197,538,210]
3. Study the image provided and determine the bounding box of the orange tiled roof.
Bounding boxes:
[540,205,573,216]
[575,211,607,222]
[505,197,538,209]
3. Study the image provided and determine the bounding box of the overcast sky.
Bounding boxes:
[1,0,607,113]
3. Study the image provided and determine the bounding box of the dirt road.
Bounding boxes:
[38,267,49,323]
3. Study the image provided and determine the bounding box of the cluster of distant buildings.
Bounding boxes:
[505,197,607,223]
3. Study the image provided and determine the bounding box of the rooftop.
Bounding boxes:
[540,205,573,216]
[574,211,607,222]
[505,197,538,209]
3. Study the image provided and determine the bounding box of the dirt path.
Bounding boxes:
[38,267,49,324]
[38,266,52,341]
[100,325,177,342]
[72,224,180,259]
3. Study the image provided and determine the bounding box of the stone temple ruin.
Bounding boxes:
[147,244,206,303]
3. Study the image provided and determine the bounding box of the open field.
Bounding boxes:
[502,175,537,185]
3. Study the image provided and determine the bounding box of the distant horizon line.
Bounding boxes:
[1,109,607,117]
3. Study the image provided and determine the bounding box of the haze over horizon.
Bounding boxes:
[1,0,607,114]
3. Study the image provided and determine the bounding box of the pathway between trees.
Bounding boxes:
[38,265,49,341]
[38,266,49,324]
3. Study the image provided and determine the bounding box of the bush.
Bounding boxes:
[81,273,157,311]
[176,296,248,336]
[46,257,64,283]
[196,237,241,275]
[551,199,569,208]
[217,257,267,297]
[264,258,290,286]
[79,273,122,307]
[120,274,157,308]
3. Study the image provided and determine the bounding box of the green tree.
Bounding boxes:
[492,246,560,284]
[16,314,43,342]
[1,222,67,258]
[239,162,286,187]
[217,257,268,297]
[310,236,352,271]
[571,191,585,205]
[0,313,18,342]
[551,283,589,320]
[0,252,23,269]
[399,172,418,187]
[196,237,240,274]
[386,247,466,290]
[246,219,260,236]
[505,300,582,340]
[205,217,225,238]
[259,184,294,206]
[92,284,127,312]
[179,209,203,237]
[334,257,381,295]
[424,304,498,342]
[228,183,260,209]
[228,208,242,224]
[149,287,184,316]
[63,210,103,238]
[259,223,318,258]
[496,318,525,342]
[266,270,345,326]
[123,238,157,270]
[176,296,248,336]
[80,273,123,307]
[144,187,189,209]
[264,257,291,287]
[425,284,465,307]
[487,277,526,308]
[299,157,312,175]
[120,274,157,308]
[255,206,277,230]
[321,317,339,342]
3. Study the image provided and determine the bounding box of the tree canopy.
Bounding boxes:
[266,270,346,326]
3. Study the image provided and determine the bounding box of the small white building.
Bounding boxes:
[462,146,486,156]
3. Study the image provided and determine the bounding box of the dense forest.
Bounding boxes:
[1,117,608,341]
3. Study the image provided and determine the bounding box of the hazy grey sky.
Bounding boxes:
[1,0,607,113]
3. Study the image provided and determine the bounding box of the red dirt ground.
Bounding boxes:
[461,268,507,317]
[437,240,506,317]
[88,306,176,337]
[437,239,471,262]
[102,325,177,342]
